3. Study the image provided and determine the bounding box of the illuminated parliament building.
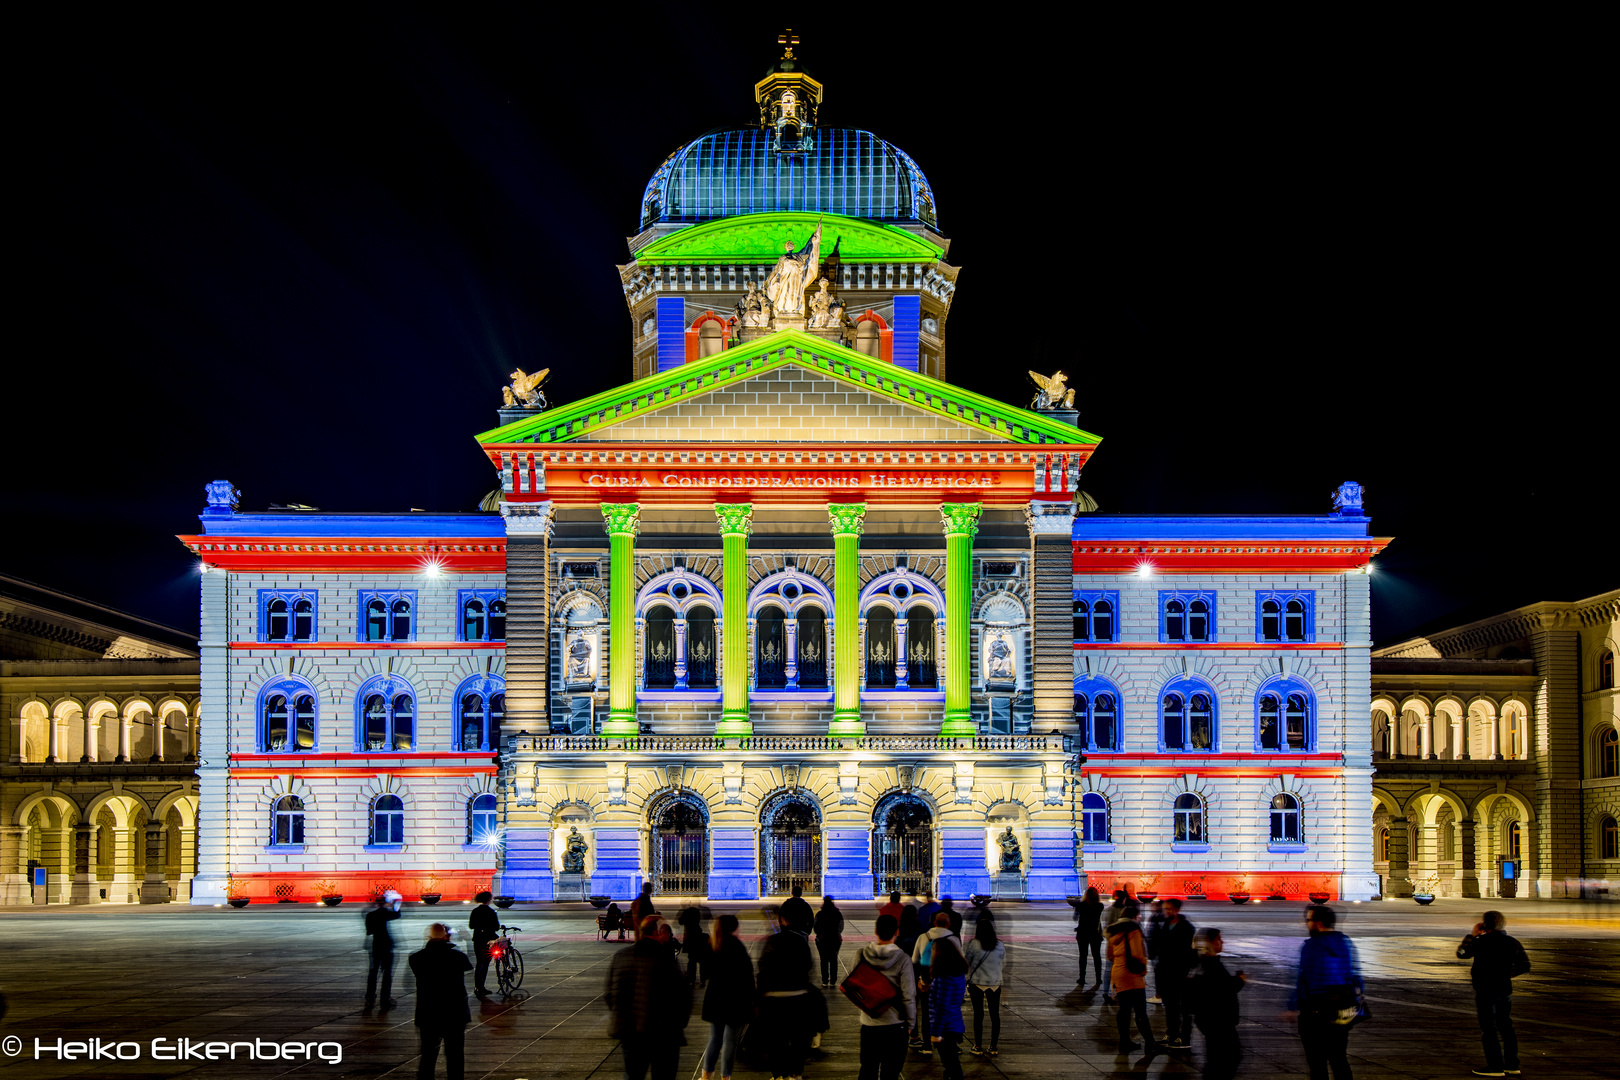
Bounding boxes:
[176,43,1393,907]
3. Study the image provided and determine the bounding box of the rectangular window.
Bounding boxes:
[1160,591,1216,643]
[458,589,508,642]
[357,590,418,642]
[1073,590,1120,642]
[1255,591,1315,643]
[257,590,318,642]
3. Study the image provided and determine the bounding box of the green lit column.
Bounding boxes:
[601,503,641,736]
[715,503,755,735]
[827,503,867,736]
[940,502,983,736]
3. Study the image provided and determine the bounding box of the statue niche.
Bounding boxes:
[562,826,589,873]
[998,826,1022,873]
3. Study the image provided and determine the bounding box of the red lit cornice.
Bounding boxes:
[1072,539,1390,574]
[1074,642,1344,651]
[179,536,505,573]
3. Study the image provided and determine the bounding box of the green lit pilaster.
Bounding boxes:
[715,503,755,735]
[940,502,983,736]
[601,503,641,736]
[828,503,867,736]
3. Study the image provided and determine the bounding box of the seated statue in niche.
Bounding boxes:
[566,633,594,684]
[986,632,1015,682]
[562,826,588,873]
[737,282,772,328]
[999,826,1022,873]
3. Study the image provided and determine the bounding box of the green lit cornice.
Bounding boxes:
[633,212,942,265]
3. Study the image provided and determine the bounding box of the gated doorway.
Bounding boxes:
[761,792,822,896]
[872,792,934,897]
[648,792,708,896]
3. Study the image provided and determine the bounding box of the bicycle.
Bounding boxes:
[489,924,524,996]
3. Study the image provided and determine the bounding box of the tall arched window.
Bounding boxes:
[1257,681,1314,752]
[259,678,317,752]
[489,599,506,641]
[468,794,498,846]
[463,598,486,641]
[906,609,937,688]
[796,607,827,687]
[644,604,676,688]
[1082,792,1110,843]
[1601,650,1615,690]
[687,607,717,687]
[357,678,416,752]
[1379,827,1391,861]
[1508,821,1521,859]
[1603,816,1618,860]
[452,674,506,752]
[866,609,897,688]
[1285,599,1308,641]
[1507,712,1525,759]
[1073,598,1089,640]
[1270,793,1302,843]
[267,598,290,641]
[366,598,388,641]
[390,599,412,641]
[1173,793,1204,844]
[1602,728,1620,778]
[271,795,304,846]
[1260,598,1281,642]
[292,597,314,640]
[371,794,404,845]
[1075,680,1121,752]
[756,605,787,689]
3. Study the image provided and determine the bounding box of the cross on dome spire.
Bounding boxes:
[756,32,821,152]
[777,29,798,58]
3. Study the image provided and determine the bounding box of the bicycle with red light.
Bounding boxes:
[488,924,524,996]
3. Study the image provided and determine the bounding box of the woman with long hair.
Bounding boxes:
[1070,885,1105,988]
[965,914,1007,1055]
[700,914,754,1080]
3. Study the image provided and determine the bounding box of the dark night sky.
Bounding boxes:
[8,7,1611,644]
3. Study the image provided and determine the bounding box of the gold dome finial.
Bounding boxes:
[777,29,798,59]
[756,32,821,150]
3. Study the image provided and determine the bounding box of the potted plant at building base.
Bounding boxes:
[493,895,516,909]
[224,876,250,908]
[1308,879,1332,904]
[1134,875,1160,904]
[1227,875,1251,905]
[588,895,612,909]
[315,879,343,907]
[419,875,442,906]
[1407,875,1440,905]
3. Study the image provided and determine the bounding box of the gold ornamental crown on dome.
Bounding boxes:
[756,30,822,133]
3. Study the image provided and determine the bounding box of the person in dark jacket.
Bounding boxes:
[916,890,941,932]
[939,896,964,936]
[1457,910,1530,1077]
[1101,890,1128,1005]
[922,912,968,1080]
[1144,899,1167,1004]
[779,883,815,935]
[1187,927,1245,1080]
[409,923,474,1080]
[605,916,691,1080]
[1070,886,1105,987]
[678,905,708,986]
[1154,898,1197,1048]
[699,915,753,1080]
[814,896,845,986]
[1285,905,1362,1080]
[896,906,922,963]
[629,882,658,938]
[756,920,815,1080]
[365,893,401,1008]
[468,891,499,998]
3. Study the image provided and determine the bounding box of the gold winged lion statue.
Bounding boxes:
[503,367,551,410]
[1027,370,1076,411]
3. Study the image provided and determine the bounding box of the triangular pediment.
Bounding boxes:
[476,329,1099,448]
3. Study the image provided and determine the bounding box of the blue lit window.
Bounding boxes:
[259,591,317,642]
[1160,591,1216,643]
[271,795,304,846]
[459,589,507,642]
[257,675,317,752]
[1160,677,1217,752]
[1257,591,1314,643]
[1173,793,1205,845]
[371,794,404,846]
[1082,792,1110,844]
[355,675,416,751]
[1073,591,1119,642]
[359,591,417,642]
[1073,677,1122,752]
[1270,793,1303,844]
[468,794,498,846]
[454,674,506,751]
[1255,678,1316,752]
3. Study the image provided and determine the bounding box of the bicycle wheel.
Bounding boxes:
[497,946,523,995]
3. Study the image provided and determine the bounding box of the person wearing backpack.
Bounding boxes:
[1284,905,1363,1080]
[1108,902,1160,1053]
[920,912,968,1080]
[849,913,916,1080]
[1457,910,1531,1077]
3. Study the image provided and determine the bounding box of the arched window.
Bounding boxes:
[361,591,416,642]
[264,694,288,749]
[1173,793,1204,844]
[1165,599,1185,641]
[1602,816,1618,860]
[267,598,289,641]
[390,599,412,641]
[1257,681,1314,752]
[797,607,827,687]
[756,604,788,689]
[1075,680,1121,752]
[1271,793,1302,843]
[1602,728,1620,778]
[1260,598,1280,642]
[1508,821,1521,860]
[463,598,486,641]
[1601,650,1615,690]
[292,597,314,640]
[1285,599,1307,642]
[371,794,404,845]
[906,609,937,688]
[866,608,897,688]
[1379,827,1391,861]
[468,794,498,846]
[854,319,881,357]
[459,590,507,642]
[366,598,388,641]
[263,591,317,642]
[1073,598,1089,640]
[357,679,416,752]
[1259,694,1280,749]
[1189,599,1210,641]
[1082,792,1110,843]
[1164,694,1185,750]
[1093,598,1115,642]
[457,679,505,753]
[698,320,723,357]
[645,604,676,688]
[1164,691,1215,751]
[271,795,304,846]
[489,599,506,641]
[686,607,717,687]
[259,679,317,752]
[1162,592,1215,643]
[1507,711,1525,759]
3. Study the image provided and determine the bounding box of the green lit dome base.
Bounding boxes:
[634,212,943,266]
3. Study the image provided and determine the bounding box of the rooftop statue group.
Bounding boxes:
[738,221,847,332]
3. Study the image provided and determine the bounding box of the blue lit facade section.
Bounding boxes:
[656,296,686,373]
[891,294,920,372]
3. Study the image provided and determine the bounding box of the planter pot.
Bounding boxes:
[321,895,344,907]
[227,898,250,908]
[277,897,296,904]
[970,894,992,909]
[494,896,516,909]
[1308,892,1331,904]
[1413,894,1435,906]
[420,893,441,906]
[588,895,612,909]
[1228,894,1251,905]
[1136,892,1158,903]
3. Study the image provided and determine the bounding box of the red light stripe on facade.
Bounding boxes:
[1073,541,1387,575]
[178,536,506,573]
[1073,642,1344,651]
[229,641,505,651]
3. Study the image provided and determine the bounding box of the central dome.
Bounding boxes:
[638,128,938,234]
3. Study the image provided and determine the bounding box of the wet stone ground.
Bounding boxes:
[0,898,1614,1079]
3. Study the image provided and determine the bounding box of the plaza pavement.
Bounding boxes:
[0,898,1614,1079]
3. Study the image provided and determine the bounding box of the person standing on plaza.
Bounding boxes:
[815,895,845,986]
[1108,902,1161,1054]
[1070,886,1105,988]
[364,890,402,1008]
[906,907,931,1052]
[468,891,499,999]
[1187,927,1245,1080]
[854,913,916,1080]
[678,905,708,987]
[1144,899,1167,1005]
[629,882,658,938]
[939,896,963,936]
[1155,898,1197,1048]
[921,912,969,1080]
[408,923,474,1080]
[1285,905,1363,1080]
[1457,910,1530,1077]
[1101,889,1128,1005]
[878,890,903,923]
[699,914,754,1080]
[896,906,922,964]
[964,914,1005,1056]
[605,916,691,1080]
[779,883,815,935]
[916,889,941,932]
[756,912,816,1080]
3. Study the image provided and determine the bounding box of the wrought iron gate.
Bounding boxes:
[650,794,708,895]
[761,794,821,896]
[872,793,933,896]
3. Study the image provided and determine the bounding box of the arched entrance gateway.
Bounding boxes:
[872,792,934,896]
[648,792,708,896]
[761,792,821,896]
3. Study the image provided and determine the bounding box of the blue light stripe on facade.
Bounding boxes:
[656,296,686,373]
[891,294,920,372]
[1070,515,1373,541]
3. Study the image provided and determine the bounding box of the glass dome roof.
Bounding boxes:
[638,128,938,233]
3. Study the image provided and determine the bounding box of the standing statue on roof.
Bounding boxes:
[762,219,822,319]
